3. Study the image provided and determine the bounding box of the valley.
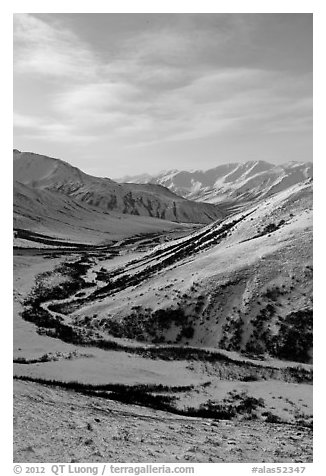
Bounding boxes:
[13,151,313,463]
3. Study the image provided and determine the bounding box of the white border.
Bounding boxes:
[2,2,323,474]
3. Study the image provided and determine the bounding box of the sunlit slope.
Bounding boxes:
[70,180,312,362]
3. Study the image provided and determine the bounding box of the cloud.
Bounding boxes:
[14,112,42,129]
[14,14,312,151]
[45,67,311,148]
[55,82,141,115]
[14,14,98,79]
[14,111,96,144]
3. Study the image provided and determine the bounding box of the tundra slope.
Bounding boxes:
[32,179,312,364]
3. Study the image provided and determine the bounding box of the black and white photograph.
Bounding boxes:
[12,8,313,467]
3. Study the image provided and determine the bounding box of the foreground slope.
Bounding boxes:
[14,380,312,463]
[13,150,223,224]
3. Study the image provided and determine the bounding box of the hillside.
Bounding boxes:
[13,150,223,225]
[118,160,313,205]
[13,181,189,245]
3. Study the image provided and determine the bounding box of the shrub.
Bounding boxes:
[272,309,312,363]
[262,411,283,424]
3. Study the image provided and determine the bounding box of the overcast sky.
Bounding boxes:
[14,13,312,178]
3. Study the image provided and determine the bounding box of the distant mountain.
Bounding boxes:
[13,180,192,244]
[117,160,313,204]
[13,150,224,225]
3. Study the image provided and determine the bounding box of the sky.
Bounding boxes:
[13,13,312,178]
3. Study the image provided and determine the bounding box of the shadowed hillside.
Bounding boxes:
[13,150,224,225]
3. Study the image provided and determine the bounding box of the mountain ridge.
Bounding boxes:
[13,150,224,225]
[117,160,313,204]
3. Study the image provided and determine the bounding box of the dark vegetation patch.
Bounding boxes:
[21,258,93,333]
[259,220,286,236]
[220,315,244,352]
[272,309,313,363]
[263,286,287,301]
[245,308,312,364]
[13,375,194,393]
[14,228,118,253]
[245,303,278,358]
[13,351,89,364]
[13,375,191,414]
[241,219,287,243]
[186,391,265,420]
[89,306,196,344]
[23,258,92,309]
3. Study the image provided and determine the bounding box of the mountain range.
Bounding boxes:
[118,160,313,204]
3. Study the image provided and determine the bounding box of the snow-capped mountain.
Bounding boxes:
[117,160,313,204]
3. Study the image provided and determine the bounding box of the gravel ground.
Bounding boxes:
[14,380,313,463]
